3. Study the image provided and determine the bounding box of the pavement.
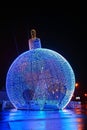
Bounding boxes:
[0,106,87,130]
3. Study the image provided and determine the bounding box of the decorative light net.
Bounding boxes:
[6,48,75,110]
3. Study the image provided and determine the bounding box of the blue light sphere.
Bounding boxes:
[6,39,75,110]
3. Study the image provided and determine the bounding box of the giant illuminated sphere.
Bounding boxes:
[6,38,75,110]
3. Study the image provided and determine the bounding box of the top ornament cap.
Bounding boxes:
[28,29,41,50]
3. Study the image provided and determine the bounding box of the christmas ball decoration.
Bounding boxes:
[6,37,75,110]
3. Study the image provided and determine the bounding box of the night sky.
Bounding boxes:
[0,8,87,92]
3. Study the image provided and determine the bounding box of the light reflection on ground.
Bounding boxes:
[0,108,87,130]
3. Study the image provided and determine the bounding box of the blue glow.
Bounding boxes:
[6,48,75,110]
[8,110,81,130]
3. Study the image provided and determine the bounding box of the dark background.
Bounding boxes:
[0,8,87,92]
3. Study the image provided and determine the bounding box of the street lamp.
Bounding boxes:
[75,82,79,88]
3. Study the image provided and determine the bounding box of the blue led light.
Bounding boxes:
[6,48,75,110]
